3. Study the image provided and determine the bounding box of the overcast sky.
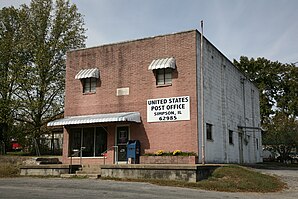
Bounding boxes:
[1,0,298,64]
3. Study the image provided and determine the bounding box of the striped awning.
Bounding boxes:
[75,68,99,79]
[148,57,176,70]
[47,112,141,127]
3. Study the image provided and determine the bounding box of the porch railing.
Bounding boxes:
[101,146,118,165]
[69,147,85,173]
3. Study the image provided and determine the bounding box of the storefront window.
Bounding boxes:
[69,127,107,157]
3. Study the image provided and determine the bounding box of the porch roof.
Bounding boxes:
[47,112,141,127]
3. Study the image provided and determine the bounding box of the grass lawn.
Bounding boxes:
[103,165,286,192]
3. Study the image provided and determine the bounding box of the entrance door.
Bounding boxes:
[116,126,129,162]
[238,131,244,164]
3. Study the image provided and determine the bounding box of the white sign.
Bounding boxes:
[147,96,190,122]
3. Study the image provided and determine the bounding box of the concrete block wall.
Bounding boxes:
[196,32,262,163]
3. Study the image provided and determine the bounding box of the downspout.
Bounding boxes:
[200,21,205,165]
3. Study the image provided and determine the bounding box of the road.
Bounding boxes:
[0,168,297,199]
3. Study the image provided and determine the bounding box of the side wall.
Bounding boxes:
[196,32,262,163]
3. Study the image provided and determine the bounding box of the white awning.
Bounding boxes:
[47,112,141,127]
[75,68,99,79]
[148,57,176,70]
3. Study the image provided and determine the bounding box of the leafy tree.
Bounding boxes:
[234,57,298,122]
[234,56,298,161]
[15,0,86,145]
[0,7,27,154]
[234,57,282,124]
[275,65,298,117]
[0,0,86,153]
[263,113,298,162]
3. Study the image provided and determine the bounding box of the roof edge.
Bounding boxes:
[68,29,197,53]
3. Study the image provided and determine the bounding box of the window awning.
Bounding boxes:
[148,57,176,70]
[75,68,99,79]
[47,112,141,127]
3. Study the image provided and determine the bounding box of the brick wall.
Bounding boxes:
[62,29,262,165]
[62,30,199,163]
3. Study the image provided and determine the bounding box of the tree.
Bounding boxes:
[234,56,298,122]
[263,113,298,162]
[0,0,86,153]
[234,56,298,162]
[0,7,27,154]
[275,65,298,117]
[15,0,86,145]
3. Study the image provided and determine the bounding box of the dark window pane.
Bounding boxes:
[90,78,97,92]
[95,127,107,156]
[229,130,233,144]
[83,78,97,93]
[69,128,81,156]
[156,68,172,85]
[82,128,94,157]
[206,123,212,140]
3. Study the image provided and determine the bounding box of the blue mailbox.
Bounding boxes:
[127,140,140,164]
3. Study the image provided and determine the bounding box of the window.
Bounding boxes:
[229,130,233,144]
[256,138,259,150]
[206,123,213,140]
[156,68,172,85]
[83,77,97,93]
[69,127,107,157]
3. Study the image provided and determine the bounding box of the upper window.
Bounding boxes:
[206,123,213,140]
[148,57,176,86]
[156,68,172,86]
[75,68,99,94]
[83,77,97,93]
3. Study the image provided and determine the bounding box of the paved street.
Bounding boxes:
[0,167,297,199]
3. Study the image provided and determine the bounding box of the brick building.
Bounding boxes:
[48,29,262,165]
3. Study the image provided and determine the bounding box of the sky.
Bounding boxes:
[1,0,298,64]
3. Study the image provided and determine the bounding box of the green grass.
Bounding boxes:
[196,165,285,192]
[102,165,286,192]
[6,151,32,156]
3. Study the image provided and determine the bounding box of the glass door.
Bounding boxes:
[116,126,129,162]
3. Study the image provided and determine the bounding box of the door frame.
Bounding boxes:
[115,125,130,164]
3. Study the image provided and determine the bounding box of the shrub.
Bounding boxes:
[155,150,164,156]
[173,150,182,156]
[144,150,197,156]
[0,163,20,177]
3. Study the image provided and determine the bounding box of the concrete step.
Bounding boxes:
[76,170,101,174]
[60,173,101,179]
[78,165,101,174]
[60,174,76,178]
